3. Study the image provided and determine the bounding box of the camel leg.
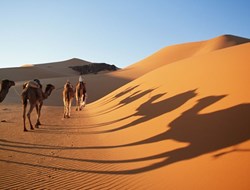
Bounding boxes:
[82,93,86,108]
[35,105,40,125]
[35,102,43,128]
[75,96,79,111]
[38,102,43,125]
[65,100,71,118]
[79,94,86,110]
[76,99,79,111]
[75,98,78,111]
[27,104,35,130]
[83,93,86,103]
[64,98,69,118]
[68,100,72,118]
[78,98,81,111]
[23,102,28,132]
[64,99,69,118]
[64,104,66,118]
[79,96,82,111]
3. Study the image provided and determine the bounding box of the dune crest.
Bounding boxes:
[194,34,250,55]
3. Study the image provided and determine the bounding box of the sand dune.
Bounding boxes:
[0,34,250,189]
[125,34,250,76]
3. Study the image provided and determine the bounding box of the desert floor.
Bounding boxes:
[1,35,250,189]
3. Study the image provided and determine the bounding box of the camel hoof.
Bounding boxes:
[24,129,28,132]
[35,125,39,128]
[30,125,34,130]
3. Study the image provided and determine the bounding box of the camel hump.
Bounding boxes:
[23,81,40,89]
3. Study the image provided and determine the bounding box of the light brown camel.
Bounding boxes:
[22,81,55,132]
[0,79,15,103]
[75,81,87,111]
[63,81,75,118]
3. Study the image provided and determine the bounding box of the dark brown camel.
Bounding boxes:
[22,81,55,131]
[0,79,15,103]
[75,81,87,111]
[63,81,75,118]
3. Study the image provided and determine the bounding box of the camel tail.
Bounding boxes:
[66,90,71,103]
[21,92,28,106]
[77,90,81,99]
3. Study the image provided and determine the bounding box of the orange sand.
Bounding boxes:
[0,34,250,189]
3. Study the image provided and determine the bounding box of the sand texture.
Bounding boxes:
[1,35,250,189]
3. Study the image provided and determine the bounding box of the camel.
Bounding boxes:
[63,81,75,118]
[0,79,15,103]
[75,81,87,111]
[22,80,55,131]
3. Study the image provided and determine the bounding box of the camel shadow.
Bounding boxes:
[163,96,250,162]
[107,95,250,174]
[97,89,197,133]
[1,93,250,175]
[100,85,140,106]
[95,87,155,116]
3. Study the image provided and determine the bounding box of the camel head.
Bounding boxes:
[44,84,55,97]
[65,82,72,89]
[0,79,15,103]
[1,79,15,90]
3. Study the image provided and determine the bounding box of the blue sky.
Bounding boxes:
[0,0,250,69]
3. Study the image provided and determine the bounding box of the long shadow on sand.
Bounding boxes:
[72,95,250,174]
[97,84,140,107]
[94,95,250,174]
[94,89,197,133]
[93,87,156,117]
[1,93,250,175]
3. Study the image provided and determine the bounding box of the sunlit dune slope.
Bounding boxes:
[86,41,250,189]
[124,34,250,77]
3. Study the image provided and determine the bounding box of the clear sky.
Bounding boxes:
[0,0,250,69]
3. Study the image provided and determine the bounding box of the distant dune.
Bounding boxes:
[21,64,34,67]
[0,34,250,190]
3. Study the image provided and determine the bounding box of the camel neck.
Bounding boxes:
[43,89,52,99]
[0,88,9,102]
[43,91,49,99]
